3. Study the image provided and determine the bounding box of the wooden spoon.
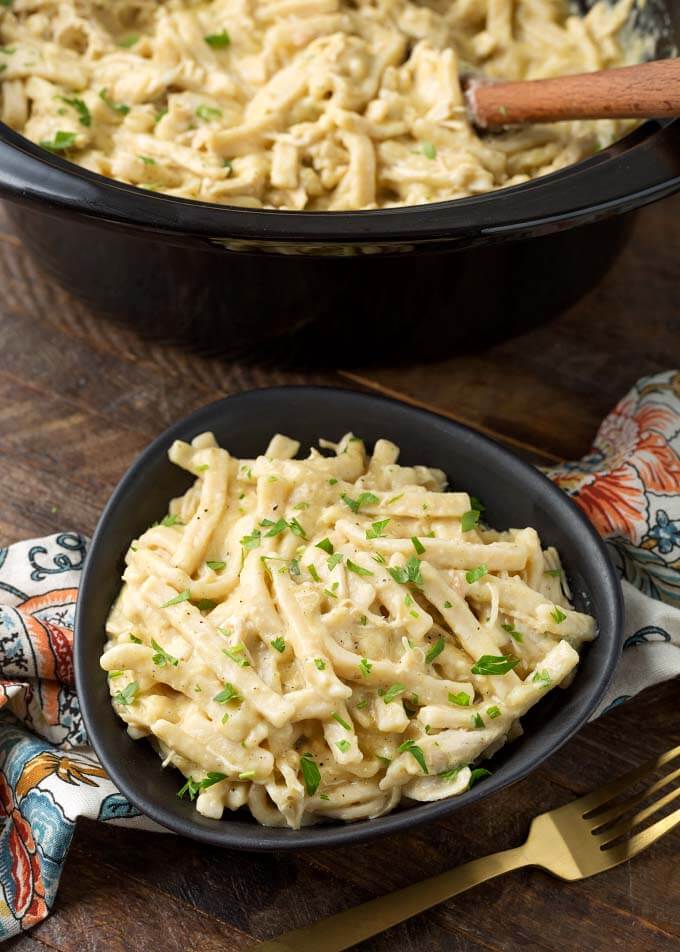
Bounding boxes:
[465,58,680,129]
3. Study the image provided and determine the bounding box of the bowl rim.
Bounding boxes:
[1,118,679,245]
[74,384,623,850]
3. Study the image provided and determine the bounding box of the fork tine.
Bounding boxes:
[600,806,680,865]
[578,744,680,817]
[596,783,680,843]
[588,765,680,830]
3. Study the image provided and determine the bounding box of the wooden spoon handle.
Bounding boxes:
[467,58,680,128]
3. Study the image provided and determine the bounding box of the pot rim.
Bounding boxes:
[1,118,679,245]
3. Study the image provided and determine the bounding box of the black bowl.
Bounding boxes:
[75,386,623,850]
[1,0,679,358]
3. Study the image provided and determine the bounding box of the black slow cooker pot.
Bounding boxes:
[0,0,678,360]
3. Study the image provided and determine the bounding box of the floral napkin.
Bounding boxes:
[1,372,679,941]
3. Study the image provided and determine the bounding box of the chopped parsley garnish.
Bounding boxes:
[332,712,352,730]
[359,657,373,677]
[421,141,437,159]
[461,509,480,533]
[425,638,445,664]
[129,634,142,644]
[59,96,91,127]
[288,517,307,539]
[314,658,326,671]
[40,130,77,153]
[270,637,286,653]
[299,752,321,795]
[99,88,130,115]
[383,683,406,704]
[545,569,562,578]
[151,639,179,667]
[259,517,283,535]
[194,598,216,613]
[366,518,390,539]
[113,681,139,706]
[341,491,379,513]
[329,478,338,486]
[438,764,465,781]
[108,670,124,679]
[471,654,519,676]
[358,614,367,626]
[448,691,471,706]
[240,529,262,551]
[532,669,552,687]
[118,33,139,47]
[289,558,301,577]
[323,586,338,598]
[336,739,351,753]
[465,564,488,584]
[239,770,256,781]
[487,705,501,719]
[214,682,242,704]
[222,644,251,667]
[501,622,524,643]
[138,155,156,165]
[293,501,309,510]
[206,560,226,571]
[307,564,321,582]
[316,538,334,554]
[472,712,485,728]
[372,553,386,565]
[327,552,343,570]
[551,607,567,624]
[443,600,452,608]
[398,739,428,773]
[355,697,369,709]
[388,555,423,587]
[204,30,231,48]
[196,104,222,121]
[470,767,492,786]
[178,772,226,800]
[161,589,191,608]
[411,536,425,555]
[161,513,182,527]
[385,493,404,506]
[319,792,330,800]
[347,559,373,577]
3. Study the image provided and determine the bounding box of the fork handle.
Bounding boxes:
[250,846,527,952]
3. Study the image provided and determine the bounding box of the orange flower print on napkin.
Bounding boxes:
[548,372,680,546]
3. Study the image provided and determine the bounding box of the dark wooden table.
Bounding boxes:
[2,196,679,952]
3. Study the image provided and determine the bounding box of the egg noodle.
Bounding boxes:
[101,431,597,828]
[0,0,642,209]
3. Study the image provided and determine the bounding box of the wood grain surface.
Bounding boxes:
[1,194,679,952]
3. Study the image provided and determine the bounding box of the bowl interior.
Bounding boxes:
[75,386,622,849]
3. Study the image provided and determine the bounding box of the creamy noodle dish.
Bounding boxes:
[1,0,642,210]
[101,432,597,828]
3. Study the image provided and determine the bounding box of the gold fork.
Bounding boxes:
[251,744,680,952]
